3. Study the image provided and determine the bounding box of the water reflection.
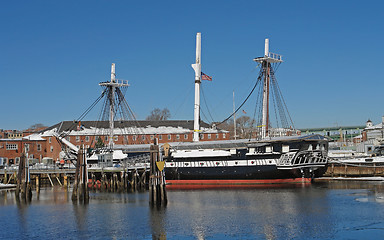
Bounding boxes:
[16,197,29,237]
[321,181,384,204]
[149,206,167,240]
[72,203,89,239]
[166,184,334,239]
[0,181,383,239]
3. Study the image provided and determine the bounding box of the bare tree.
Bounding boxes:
[217,119,235,139]
[29,123,47,131]
[146,108,171,121]
[236,116,252,138]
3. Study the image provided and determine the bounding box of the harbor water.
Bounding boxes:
[1,181,384,239]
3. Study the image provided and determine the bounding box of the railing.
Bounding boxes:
[268,52,283,61]
[276,150,328,169]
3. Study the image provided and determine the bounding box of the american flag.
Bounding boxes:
[201,72,212,81]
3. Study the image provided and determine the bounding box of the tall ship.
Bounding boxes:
[163,33,329,187]
[50,33,329,188]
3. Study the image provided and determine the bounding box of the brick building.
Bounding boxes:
[0,120,228,165]
[0,132,61,165]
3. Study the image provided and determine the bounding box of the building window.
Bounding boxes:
[150,135,154,140]
[216,134,219,139]
[168,135,171,140]
[6,144,18,150]
[124,135,128,142]
[200,134,204,139]
[15,157,20,164]
[114,136,118,142]
[49,137,52,143]
[25,144,30,152]
[66,136,70,141]
[184,134,188,140]
[50,146,53,152]
[95,136,99,141]
[37,144,41,151]
[76,136,80,142]
[85,136,90,142]
[159,135,162,140]
[208,134,211,139]
[223,133,226,139]
[105,136,108,141]
[132,135,137,141]
[176,134,180,140]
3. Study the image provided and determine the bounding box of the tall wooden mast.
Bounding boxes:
[99,63,130,149]
[254,39,283,138]
[191,32,202,142]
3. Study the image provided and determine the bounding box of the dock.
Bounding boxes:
[0,165,150,191]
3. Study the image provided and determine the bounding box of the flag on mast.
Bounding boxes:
[201,72,212,81]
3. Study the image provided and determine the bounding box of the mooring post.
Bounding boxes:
[63,175,68,188]
[149,145,155,205]
[72,145,82,201]
[83,148,89,204]
[149,138,167,206]
[158,144,167,206]
[16,153,27,200]
[101,174,106,192]
[3,170,7,184]
[36,175,40,194]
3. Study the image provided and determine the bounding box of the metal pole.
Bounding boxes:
[233,91,237,140]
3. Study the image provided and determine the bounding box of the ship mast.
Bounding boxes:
[254,39,283,138]
[99,63,130,149]
[191,32,202,142]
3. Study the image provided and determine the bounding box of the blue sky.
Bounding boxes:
[1,0,383,130]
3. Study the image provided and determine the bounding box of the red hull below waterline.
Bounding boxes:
[165,178,312,189]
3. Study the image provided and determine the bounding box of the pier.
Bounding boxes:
[0,166,150,192]
[324,162,384,178]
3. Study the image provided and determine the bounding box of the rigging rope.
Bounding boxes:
[201,85,215,123]
[59,89,107,138]
[270,67,295,129]
[216,68,263,127]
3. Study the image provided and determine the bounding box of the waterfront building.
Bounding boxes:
[0,120,228,165]
[362,117,384,141]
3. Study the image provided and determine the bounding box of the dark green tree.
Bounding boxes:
[95,137,105,149]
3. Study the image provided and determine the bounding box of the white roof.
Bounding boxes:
[22,134,45,141]
[366,122,383,130]
[60,126,192,136]
[88,150,127,160]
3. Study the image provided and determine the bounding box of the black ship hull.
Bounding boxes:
[163,135,329,187]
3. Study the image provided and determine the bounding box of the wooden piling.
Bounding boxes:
[72,145,89,203]
[3,170,7,184]
[91,174,96,191]
[47,174,54,187]
[36,175,40,193]
[15,152,32,202]
[56,176,63,186]
[149,139,167,206]
[63,175,68,188]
